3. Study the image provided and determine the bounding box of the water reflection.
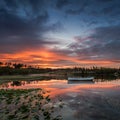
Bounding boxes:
[0,79,120,91]
[0,79,120,120]
[11,81,22,86]
[68,80,95,84]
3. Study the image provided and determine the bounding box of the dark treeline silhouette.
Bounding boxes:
[65,66,120,79]
[0,62,120,76]
[0,62,52,75]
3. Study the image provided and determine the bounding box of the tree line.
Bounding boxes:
[0,62,120,76]
[0,62,52,75]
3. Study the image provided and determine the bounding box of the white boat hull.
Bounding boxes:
[68,77,94,81]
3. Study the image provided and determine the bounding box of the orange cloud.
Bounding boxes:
[0,48,119,68]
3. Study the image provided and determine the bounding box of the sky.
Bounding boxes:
[0,0,120,68]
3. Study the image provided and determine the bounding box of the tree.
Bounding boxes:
[0,62,3,67]
[13,63,23,69]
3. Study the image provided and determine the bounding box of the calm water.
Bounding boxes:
[0,79,120,120]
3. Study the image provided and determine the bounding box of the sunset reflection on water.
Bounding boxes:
[1,79,120,120]
[0,79,120,97]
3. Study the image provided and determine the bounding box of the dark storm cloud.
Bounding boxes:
[0,0,61,53]
[89,0,120,17]
[56,0,70,9]
[4,0,45,13]
[97,0,114,3]
[69,25,120,61]
[64,0,120,19]
[66,1,88,15]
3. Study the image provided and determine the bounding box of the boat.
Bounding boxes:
[68,77,94,81]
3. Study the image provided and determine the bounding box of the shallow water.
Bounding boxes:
[0,79,120,120]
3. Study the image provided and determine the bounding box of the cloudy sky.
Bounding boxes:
[0,0,120,68]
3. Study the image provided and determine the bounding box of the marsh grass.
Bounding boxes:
[0,89,63,120]
[0,75,45,83]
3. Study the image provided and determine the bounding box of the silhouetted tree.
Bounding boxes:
[5,62,12,67]
[13,63,23,69]
[0,62,3,67]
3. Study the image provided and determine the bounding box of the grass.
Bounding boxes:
[0,75,50,85]
[0,75,44,80]
[0,89,63,120]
